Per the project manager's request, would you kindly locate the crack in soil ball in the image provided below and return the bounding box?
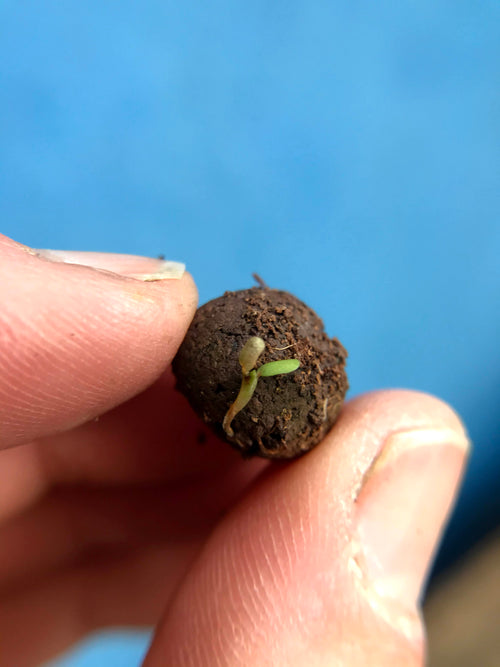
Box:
[172,287,348,459]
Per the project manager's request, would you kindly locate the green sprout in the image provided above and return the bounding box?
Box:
[222,336,300,437]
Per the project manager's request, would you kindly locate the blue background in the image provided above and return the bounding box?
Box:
[1,2,498,665]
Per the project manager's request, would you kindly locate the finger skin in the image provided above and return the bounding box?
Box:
[0,371,269,524]
[0,234,198,448]
[0,544,200,667]
[0,458,267,589]
[144,390,469,667]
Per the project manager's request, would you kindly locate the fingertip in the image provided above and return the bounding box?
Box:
[349,390,470,610]
[176,271,199,324]
[0,241,199,448]
[343,389,469,444]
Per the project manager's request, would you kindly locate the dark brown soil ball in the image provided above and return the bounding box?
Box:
[172,287,348,459]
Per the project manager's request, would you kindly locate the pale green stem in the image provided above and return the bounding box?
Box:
[222,370,258,437]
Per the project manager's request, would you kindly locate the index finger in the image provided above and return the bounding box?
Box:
[0,234,198,449]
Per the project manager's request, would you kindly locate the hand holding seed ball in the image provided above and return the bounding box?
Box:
[172,283,349,459]
[0,234,470,667]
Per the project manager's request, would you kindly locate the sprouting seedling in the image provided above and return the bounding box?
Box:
[222,336,300,437]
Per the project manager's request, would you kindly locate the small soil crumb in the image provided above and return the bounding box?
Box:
[196,431,207,444]
[172,287,348,459]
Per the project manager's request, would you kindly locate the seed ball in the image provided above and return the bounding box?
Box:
[172,287,348,459]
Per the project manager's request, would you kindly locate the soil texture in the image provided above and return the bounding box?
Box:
[172,287,348,459]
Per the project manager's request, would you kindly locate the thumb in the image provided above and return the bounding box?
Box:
[0,234,197,448]
[144,391,469,667]
[354,419,469,610]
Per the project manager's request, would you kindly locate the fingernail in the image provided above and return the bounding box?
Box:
[35,249,185,280]
[355,427,470,606]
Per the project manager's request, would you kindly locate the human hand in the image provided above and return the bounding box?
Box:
[0,234,469,666]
